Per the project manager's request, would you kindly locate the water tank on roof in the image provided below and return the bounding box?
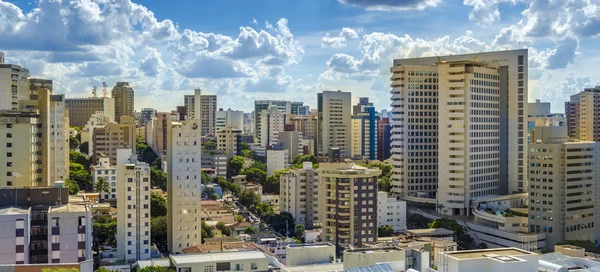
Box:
[54,180,65,188]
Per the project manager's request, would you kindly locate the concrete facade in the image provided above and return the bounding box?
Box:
[216,108,244,132]
[111,82,134,123]
[280,163,320,229]
[267,149,289,176]
[317,91,352,158]
[92,116,136,165]
[216,126,242,159]
[65,97,114,127]
[377,191,407,232]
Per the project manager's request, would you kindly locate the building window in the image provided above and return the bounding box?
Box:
[6,143,11,148]
[7,172,12,177]
[251,262,258,270]
[6,133,12,138]
[6,124,12,128]
[6,162,12,167]
[216,263,231,271]
[7,153,12,157]
[203,266,215,272]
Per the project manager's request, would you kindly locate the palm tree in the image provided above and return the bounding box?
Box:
[95,177,110,197]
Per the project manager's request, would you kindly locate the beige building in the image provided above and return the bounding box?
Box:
[565,86,600,141]
[167,118,203,254]
[317,91,352,157]
[278,130,304,162]
[0,57,30,110]
[82,112,112,156]
[216,126,242,159]
[285,243,336,267]
[343,247,405,270]
[111,82,134,123]
[528,126,599,248]
[436,248,539,272]
[65,97,115,127]
[92,116,136,165]
[184,89,217,136]
[319,163,381,253]
[0,109,42,187]
[280,162,320,229]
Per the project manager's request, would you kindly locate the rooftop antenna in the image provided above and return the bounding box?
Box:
[102,82,108,97]
[92,86,97,97]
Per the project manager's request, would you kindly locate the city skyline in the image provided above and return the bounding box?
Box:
[0,0,598,112]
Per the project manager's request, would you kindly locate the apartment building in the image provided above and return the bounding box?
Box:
[351,106,379,160]
[81,112,112,156]
[65,97,115,127]
[259,106,286,148]
[528,126,600,248]
[277,130,303,162]
[317,91,352,158]
[116,149,151,262]
[267,149,289,176]
[254,100,292,142]
[147,112,169,157]
[201,151,228,178]
[140,108,156,126]
[92,116,136,164]
[353,97,373,115]
[377,117,391,161]
[184,89,216,136]
[215,108,244,132]
[167,118,203,254]
[391,50,528,215]
[111,82,134,123]
[0,187,92,264]
[280,162,320,229]
[91,157,117,200]
[0,57,30,110]
[377,192,407,232]
[565,86,600,141]
[318,163,381,255]
[216,126,242,159]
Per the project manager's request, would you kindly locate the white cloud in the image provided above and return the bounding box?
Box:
[463,0,501,26]
[547,38,579,69]
[322,27,360,48]
[338,0,442,11]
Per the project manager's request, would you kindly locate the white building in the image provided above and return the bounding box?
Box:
[254,100,292,144]
[259,106,286,148]
[91,157,118,200]
[167,118,203,254]
[267,149,289,176]
[435,248,539,272]
[215,108,244,132]
[170,250,269,272]
[280,162,320,229]
[116,149,151,262]
[391,50,528,216]
[377,192,407,232]
[317,90,352,157]
[0,57,30,110]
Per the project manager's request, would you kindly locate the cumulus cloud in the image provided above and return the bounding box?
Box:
[244,66,293,93]
[322,27,360,48]
[536,72,600,112]
[139,47,165,77]
[547,38,579,69]
[463,0,501,26]
[338,0,442,11]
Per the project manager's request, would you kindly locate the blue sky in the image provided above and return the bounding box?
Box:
[1,0,599,113]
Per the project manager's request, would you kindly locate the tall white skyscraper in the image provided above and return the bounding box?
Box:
[167,118,202,254]
[390,49,528,216]
[116,149,151,261]
[317,90,352,157]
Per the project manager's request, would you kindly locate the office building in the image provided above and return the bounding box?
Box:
[92,116,136,164]
[0,55,30,110]
[377,192,407,232]
[390,50,528,215]
[277,130,303,162]
[65,97,115,127]
[528,126,599,248]
[215,108,244,131]
[280,162,320,229]
[377,117,391,161]
[319,163,381,255]
[267,149,289,175]
[0,186,92,264]
[0,109,42,187]
[317,90,352,158]
[116,149,151,262]
[140,108,156,126]
[351,106,379,160]
[111,82,134,123]
[216,126,242,159]
[528,100,565,143]
[565,86,600,141]
[91,156,117,200]
[259,106,286,148]
[167,118,203,254]
[353,97,373,115]
[254,100,292,142]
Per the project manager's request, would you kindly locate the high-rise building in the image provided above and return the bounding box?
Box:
[527,100,565,143]
[216,108,244,131]
[390,50,528,215]
[216,126,242,159]
[351,106,379,160]
[112,82,135,123]
[91,156,117,200]
[259,106,286,148]
[280,162,320,229]
[0,56,30,110]
[319,163,380,255]
[278,130,304,162]
[65,97,115,127]
[565,86,600,141]
[377,117,391,161]
[528,126,599,248]
[167,118,202,254]
[243,112,254,135]
[92,116,136,164]
[0,187,92,264]
[353,97,373,115]
[254,100,292,142]
[81,112,112,156]
[116,149,151,261]
[140,108,156,126]
[317,91,352,158]
[184,89,216,136]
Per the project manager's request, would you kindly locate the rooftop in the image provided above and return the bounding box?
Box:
[181,243,258,254]
[445,247,533,260]
[135,259,171,269]
[284,262,344,272]
[407,228,454,236]
[288,243,335,249]
[0,206,29,215]
[345,246,404,254]
[170,250,266,265]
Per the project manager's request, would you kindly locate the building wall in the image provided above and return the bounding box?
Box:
[267,150,288,176]
[280,165,320,229]
[111,82,134,123]
[259,107,286,148]
[278,131,303,162]
[92,116,135,164]
[377,192,407,232]
[317,91,352,157]
[216,109,244,132]
[47,206,92,263]
[254,100,291,143]
[91,157,118,200]
[65,97,114,127]
[286,244,336,267]
[0,210,29,264]
[565,87,600,142]
[216,126,241,159]
[343,248,405,270]
[0,110,42,187]
[0,64,29,110]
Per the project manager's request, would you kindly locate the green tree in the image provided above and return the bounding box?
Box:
[69,150,91,170]
[228,156,245,177]
[43,268,79,272]
[244,226,256,234]
[262,212,295,236]
[378,225,395,237]
[201,221,214,243]
[294,224,305,241]
[365,162,392,178]
[95,177,110,195]
[217,177,241,196]
[255,202,275,217]
[378,176,391,192]
[202,187,218,200]
[69,136,80,150]
[138,266,169,272]
[216,222,231,236]
[239,190,261,211]
[202,141,217,150]
[235,215,244,223]
[407,213,432,229]
[242,149,252,158]
[150,166,167,191]
[201,171,211,185]
[151,193,167,218]
[151,216,168,251]
[264,169,286,194]
[249,161,267,172]
[70,162,92,192]
[79,141,89,154]
[94,268,112,272]
[93,219,117,249]
[291,154,317,165]
[245,168,267,184]
[65,179,80,195]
